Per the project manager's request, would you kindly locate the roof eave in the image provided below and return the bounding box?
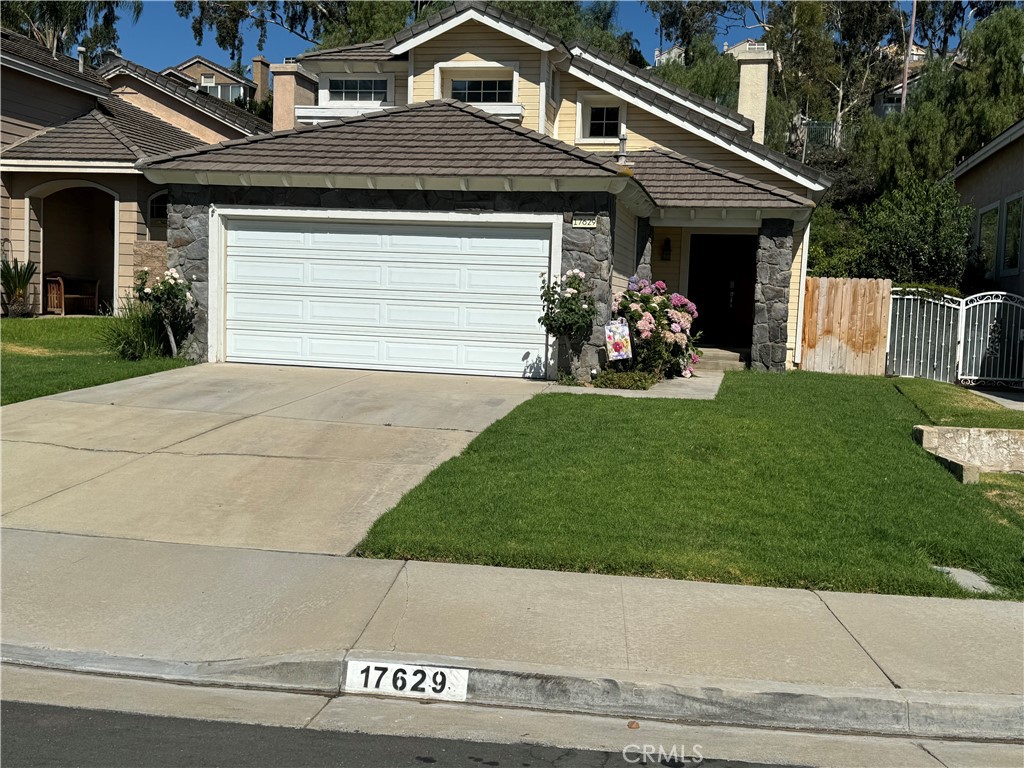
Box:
[1,51,110,97]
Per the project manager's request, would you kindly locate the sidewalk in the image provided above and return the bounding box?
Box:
[2,529,1022,741]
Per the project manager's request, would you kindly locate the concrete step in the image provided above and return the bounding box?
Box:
[697,359,747,372]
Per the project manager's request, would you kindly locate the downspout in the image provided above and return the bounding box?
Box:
[794,221,811,367]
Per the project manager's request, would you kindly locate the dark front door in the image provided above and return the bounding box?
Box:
[687,234,757,349]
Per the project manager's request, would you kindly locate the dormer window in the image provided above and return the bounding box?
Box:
[451,79,513,104]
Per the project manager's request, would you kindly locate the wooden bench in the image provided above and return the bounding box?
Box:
[45,273,100,315]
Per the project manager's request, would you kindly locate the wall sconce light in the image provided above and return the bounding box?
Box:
[660,237,672,261]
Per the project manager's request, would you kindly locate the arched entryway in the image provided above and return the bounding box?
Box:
[25,180,118,314]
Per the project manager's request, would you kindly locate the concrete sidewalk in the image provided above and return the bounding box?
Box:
[2,530,1021,741]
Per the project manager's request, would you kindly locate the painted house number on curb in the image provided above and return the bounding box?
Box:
[343,662,469,702]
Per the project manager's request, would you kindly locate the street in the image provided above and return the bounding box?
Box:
[1,701,782,768]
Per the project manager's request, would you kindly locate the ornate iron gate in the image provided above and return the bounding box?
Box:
[887,290,1024,388]
[957,292,1024,387]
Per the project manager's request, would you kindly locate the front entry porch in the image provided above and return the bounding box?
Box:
[648,220,799,371]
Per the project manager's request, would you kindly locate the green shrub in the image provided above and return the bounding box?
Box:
[593,370,659,390]
[893,283,963,298]
[1,256,38,318]
[99,297,164,360]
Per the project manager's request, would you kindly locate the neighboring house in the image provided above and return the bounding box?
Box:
[0,28,271,314]
[653,44,685,67]
[140,0,830,377]
[953,118,1024,296]
[160,55,271,105]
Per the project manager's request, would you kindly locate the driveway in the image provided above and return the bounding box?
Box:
[1,364,544,555]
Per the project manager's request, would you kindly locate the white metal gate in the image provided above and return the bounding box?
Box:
[957,292,1024,387]
[886,290,1024,388]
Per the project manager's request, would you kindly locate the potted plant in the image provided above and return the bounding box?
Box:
[1,248,38,318]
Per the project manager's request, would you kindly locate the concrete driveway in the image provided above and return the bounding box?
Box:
[1,364,544,555]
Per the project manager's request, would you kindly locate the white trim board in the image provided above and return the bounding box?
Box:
[1,161,139,173]
[390,8,556,55]
[206,207,563,377]
[568,64,825,193]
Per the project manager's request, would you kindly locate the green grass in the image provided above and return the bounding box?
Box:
[1,317,190,405]
[894,377,1024,429]
[358,371,1024,599]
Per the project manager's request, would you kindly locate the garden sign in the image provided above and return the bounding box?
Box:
[605,319,632,361]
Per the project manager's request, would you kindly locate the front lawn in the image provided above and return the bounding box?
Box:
[358,371,1024,599]
[894,377,1024,430]
[1,317,190,405]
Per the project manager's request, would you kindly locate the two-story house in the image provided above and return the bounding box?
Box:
[161,55,271,105]
[0,29,271,315]
[140,0,830,377]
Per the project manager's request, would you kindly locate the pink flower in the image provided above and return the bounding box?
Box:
[613,341,623,352]
[670,323,681,333]
[654,280,667,292]
[629,302,642,312]
[670,293,685,308]
[662,330,675,343]
[640,286,653,295]
[640,329,652,339]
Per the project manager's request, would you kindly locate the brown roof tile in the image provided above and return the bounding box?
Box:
[628,148,814,208]
[140,100,632,179]
[297,39,406,62]
[3,97,206,162]
[0,27,110,91]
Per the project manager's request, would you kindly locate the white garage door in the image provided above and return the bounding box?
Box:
[224,218,551,377]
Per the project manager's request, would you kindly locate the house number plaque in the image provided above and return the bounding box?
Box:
[571,214,598,229]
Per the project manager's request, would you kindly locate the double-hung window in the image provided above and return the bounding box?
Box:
[587,106,620,138]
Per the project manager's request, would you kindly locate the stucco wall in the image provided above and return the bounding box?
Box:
[107,76,247,144]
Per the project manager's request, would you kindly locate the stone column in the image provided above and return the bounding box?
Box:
[752,218,794,372]
[560,211,613,380]
[166,200,211,362]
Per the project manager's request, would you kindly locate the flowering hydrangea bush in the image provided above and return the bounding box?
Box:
[538,268,597,340]
[133,267,196,357]
[612,275,701,377]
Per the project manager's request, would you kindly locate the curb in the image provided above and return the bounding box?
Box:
[4,645,1022,742]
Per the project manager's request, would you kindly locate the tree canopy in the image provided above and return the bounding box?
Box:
[1,0,142,63]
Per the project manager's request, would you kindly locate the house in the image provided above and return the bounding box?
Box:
[160,55,271,105]
[0,29,271,314]
[138,0,830,377]
[953,117,1024,296]
[653,44,685,67]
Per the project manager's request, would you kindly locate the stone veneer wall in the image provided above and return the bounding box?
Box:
[752,219,795,372]
[165,185,614,376]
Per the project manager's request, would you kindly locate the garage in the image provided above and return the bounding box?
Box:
[222,217,553,377]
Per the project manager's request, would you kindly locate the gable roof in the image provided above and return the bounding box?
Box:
[140,100,634,183]
[952,117,1024,180]
[164,55,256,87]
[2,96,205,163]
[297,39,407,62]
[0,27,110,95]
[96,58,270,135]
[628,148,814,209]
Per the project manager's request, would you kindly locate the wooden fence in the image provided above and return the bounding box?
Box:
[800,277,892,376]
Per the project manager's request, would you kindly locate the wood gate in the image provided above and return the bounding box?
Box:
[800,277,891,375]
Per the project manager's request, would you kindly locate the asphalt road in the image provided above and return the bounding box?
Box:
[1,701,789,768]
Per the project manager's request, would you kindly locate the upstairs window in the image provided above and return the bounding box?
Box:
[1004,197,1022,273]
[451,79,513,103]
[587,105,620,138]
[328,78,389,103]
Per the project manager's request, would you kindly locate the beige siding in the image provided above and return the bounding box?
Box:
[0,70,96,147]
[612,203,637,293]
[108,76,246,143]
[411,21,542,131]
[302,61,409,106]
[650,226,685,295]
[787,228,806,369]
[556,73,808,196]
[178,61,241,87]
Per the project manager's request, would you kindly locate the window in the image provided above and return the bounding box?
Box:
[1005,198,1023,273]
[148,192,169,242]
[587,105,620,138]
[328,78,389,103]
[979,207,999,276]
[451,79,513,103]
[200,74,215,87]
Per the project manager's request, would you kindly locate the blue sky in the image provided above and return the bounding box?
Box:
[115,1,762,74]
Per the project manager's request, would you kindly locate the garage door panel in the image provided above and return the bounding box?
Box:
[228,258,306,284]
[224,219,551,377]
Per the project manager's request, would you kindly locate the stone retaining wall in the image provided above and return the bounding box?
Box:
[165,185,614,375]
[914,425,1024,483]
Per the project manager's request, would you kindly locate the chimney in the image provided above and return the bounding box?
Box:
[727,42,773,144]
[269,62,316,131]
[252,55,271,102]
[77,45,86,72]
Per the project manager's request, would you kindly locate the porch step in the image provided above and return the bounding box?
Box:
[697,347,748,372]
